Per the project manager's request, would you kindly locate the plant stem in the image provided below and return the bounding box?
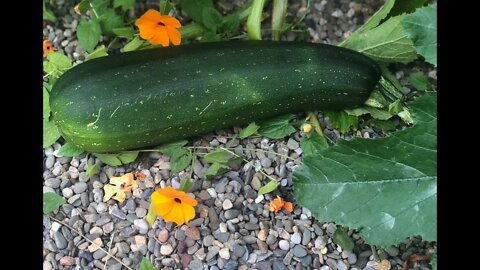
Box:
[307,111,324,136]
[371,245,380,262]
[247,0,266,40]
[272,0,288,40]
[48,215,133,270]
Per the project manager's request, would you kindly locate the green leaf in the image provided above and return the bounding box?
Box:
[139,257,157,270]
[300,132,328,156]
[258,179,279,195]
[374,119,395,131]
[77,20,102,53]
[75,0,92,14]
[341,15,417,64]
[179,178,194,192]
[293,93,437,247]
[258,114,296,139]
[170,151,192,173]
[98,10,124,36]
[85,45,108,60]
[43,86,50,121]
[220,14,241,37]
[145,203,156,228]
[94,152,139,166]
[402,4,437,66]
[201,31,220,42]
[409,72,429,91]
[239,122,260,139]
[388,0,429,19]
[345,107,392,120]
[123,36,144,52]
[43,120,61,148]
[157,140,188,156]
[92,0,109,16]
[86,164,100,178]
[180,0,214,24]
[324,111,359,133]
[204,149,229,164]
[205,162,229,179]
[113,0,135,11]
[430,249,437,270]
[47,52,72,69]
[112,27,134,39]
[43,8,56,22]
[43,192,65,214]
[58,143,85,157]
[332,227,354,251]
[160,0,174,15]
[202,7,223,31]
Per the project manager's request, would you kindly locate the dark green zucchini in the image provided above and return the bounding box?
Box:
[50,41,381,152]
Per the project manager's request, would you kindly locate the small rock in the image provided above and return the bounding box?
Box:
[54,231,67,249]
[251,176,262,191]
[257,229,267,241]
[133,219,148,234]
[93,249,107,260]
[272,259,287,270]
[292,245,307,257]
[224,209,240,220]
[213,231,230,243]
[203,235,214,247]
[111,208,126,220]
[302,230,311,245]
[206,246,220,261]
[279,240,289,251]
[175,229,186,241]
[266,234,277,245]
[61,187,73,198]
[59,256,76,266]
[255,260,272,270]
[291,232,302,244]
[73,182,88,194]
[386,246,399,257]
[161,244,173,255]
[337,260,348,270]
[219,247,230,259]
[186,226,201,240]
[299,255,312,266]
[232,243,245,257]
[197,190,211,200]
[189,259,203,270]
[224,260,239,270]
[260,157,272,168]
[45,178,61,189]
[222,199,233,210]
[286,138,299,150]
[158,229,169,242]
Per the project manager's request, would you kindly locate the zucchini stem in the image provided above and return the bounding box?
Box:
[378,76,404,102]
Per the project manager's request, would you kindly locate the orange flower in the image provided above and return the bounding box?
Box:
[135,9,181,46]
[269,195,294,213]
[103,173,138,202]
[151,186,197,226]
[134,171,146,181]
[43,40,57,58]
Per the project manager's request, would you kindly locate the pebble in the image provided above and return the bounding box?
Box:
[292,245,307,257]
[45,178,60,188]
[219,247,230,259]
[232,243,245,257]
[203,235,215,246]
[133,219,148,234]
[189,259,203,270]
[337,260,348,270]
[291,232,302,244]
[158,229,169,242]
[279,240,290,250]
[251,175,262,190]
[161,244,173,255]
[111,208,126,220]
[54,231,67,249]
[186,226,201,240]
[224,260,239,270]
[224,209,240,220]
[260,157,272,168]
[286,138,299,149]
[302,230,311,245]
[386,246,399,257]
[222,199,233,210]
[175,229,186,241]
[59,256,76,266]
[272,259,288,270]
[73,182,87,194]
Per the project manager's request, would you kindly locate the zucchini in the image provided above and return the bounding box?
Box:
[50,41,381,152]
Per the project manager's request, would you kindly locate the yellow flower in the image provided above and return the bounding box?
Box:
[135,9,181,46]
[103,173,138,203]
[151,187,197,226]
[302,123,313,133]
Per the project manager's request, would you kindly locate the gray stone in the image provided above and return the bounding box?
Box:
[61,187,73,198]
[73,182,88,194]
[260,157,272,168]
[120,226,136,237]
[282,251,293,265]
[206,246,220,261]
[189,259,203,270]
[250,176,262,191]
[337,260,348,270]
[299,255,312,266]
[161,244,173,255]
[386,246,399,257]
[292,245,307,257]
[213,231,229,243]
[45,178,60,188]
[326,258,337,270]
[53,231,67,249]
[175,229,186,241]
[203,235,215,247]
[197,190,211,201]
[208,208,220,230]
[279,240,289,251]
[224,260,238,270]
[315,236,327,248]
[229,181,242,194]
[161,258,175,267]
[272,260,288,270]
[255,260,272,270]
[111,208,126,220]
[291,232,302,244]
[214,177,229,193]
[243,235,257,244]
[133,219,149,234]
[45,156,55,169]
[286,138,299,149]
[232,243,245,257]
[302,230,311,245]
[135,208,147,218]
[222,199,233,210]
[125,199,136,212]
[116,242,130,254]
[43,186,55,194]
[106,263,122,270]
[224,209,240,220]
[266,234,277,245]
[93,249,107,259]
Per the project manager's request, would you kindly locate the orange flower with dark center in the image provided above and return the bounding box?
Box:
[151,186,197,226]
[269,195,293,213]
[43,40,57,58]
[135,9,181,46]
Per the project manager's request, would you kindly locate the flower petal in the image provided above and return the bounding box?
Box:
[151,189,175,216]
[137,21,159,40]
[155,186,180,199]
[162,202,185,225]
[176,192,198,207]
[113,190,126,203]
[283,202,293,213]
[159,16,182,28]
[181,202,196,225]
[142,9,164,22]
[165,26,181,46]
[149,27,170,46]
[110,173,133,186]
[103,184,118,202]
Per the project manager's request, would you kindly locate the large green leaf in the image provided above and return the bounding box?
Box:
[258,114,296,139]
[402,4,437,66]
[239,122,260,139]
[43,121,61,148]
[139,257,157,270]
[349,0,395,35]
[77,20,102,53]
[293,93,437,247]
[94,152,139,166]
[43,86,50,121]
[324,110,359,133]
[58,143,85,157]
[341,15,417,64]
[43,192,65,214]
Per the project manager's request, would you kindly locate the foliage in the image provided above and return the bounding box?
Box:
[43,192,65,214]
[258,114,296,139]
[293,93,437,247]
[94,152,139,166]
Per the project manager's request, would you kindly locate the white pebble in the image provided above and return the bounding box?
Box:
[254,195,264,204]
[222,199,233,210]
[219,247,230,259]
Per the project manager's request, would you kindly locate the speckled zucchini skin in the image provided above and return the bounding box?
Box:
[50,41,381,152]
